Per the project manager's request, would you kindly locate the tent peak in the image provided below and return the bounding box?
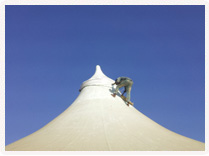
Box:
[80,65,114,91]
[92,65,106,79]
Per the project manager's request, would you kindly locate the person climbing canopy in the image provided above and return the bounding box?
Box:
[111,77,134,106]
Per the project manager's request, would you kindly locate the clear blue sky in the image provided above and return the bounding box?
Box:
[5,5,205,145]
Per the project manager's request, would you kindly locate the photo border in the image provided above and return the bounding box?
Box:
[0,0,208,155]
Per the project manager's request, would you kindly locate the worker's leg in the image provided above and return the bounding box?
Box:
[125,81,133,102]
[126,87,131,102]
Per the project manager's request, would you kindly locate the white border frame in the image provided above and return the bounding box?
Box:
[0,0,208,155]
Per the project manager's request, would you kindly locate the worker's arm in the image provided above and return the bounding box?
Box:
[112,82,120,85]
[116,77,121,84]
[112,77,121,85]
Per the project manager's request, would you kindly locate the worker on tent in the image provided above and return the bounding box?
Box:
[111,77,134,106]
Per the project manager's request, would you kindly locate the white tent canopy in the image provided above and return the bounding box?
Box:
[6,65,204,151]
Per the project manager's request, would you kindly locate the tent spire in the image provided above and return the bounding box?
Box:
[91,65,106,79]
[80,65,114,91]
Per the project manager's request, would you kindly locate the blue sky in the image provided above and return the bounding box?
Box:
[5,5,205,145]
